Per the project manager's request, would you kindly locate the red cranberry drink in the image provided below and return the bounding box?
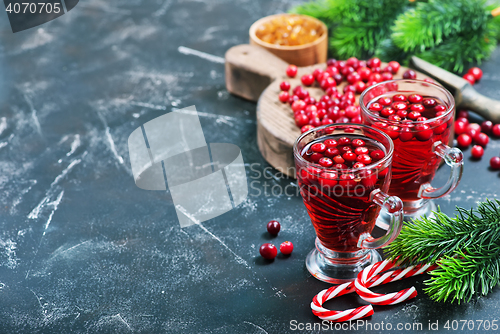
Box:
[360,80,464,219]
[293,124,403,283]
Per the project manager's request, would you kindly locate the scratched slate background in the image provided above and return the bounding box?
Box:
[0,1,500,333]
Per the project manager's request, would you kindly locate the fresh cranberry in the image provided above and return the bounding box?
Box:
[392,94,406,102]
[310,153,323,162]
[343,152,357,162]
[369,73,382,83]
[301,74,315,86]
[327,59,337,67]
[356,154,372,164]
[370,149,385,161]
[357,67,372,81]
[382,65,393,73]
[338,173,356,187]
[392,102,407,111]
[341,66,355,77]
[408,111,421,120]
[462,73,475,85]
[280,81,290,91]
[333,155,345,164]
[467,124,481,138]
[311,142,327,153]
[378,97,392,106]
[415,124,433,141]
[457,133,472,148]
[295,114,309,127]
[325,147,340,157]
[286,65,298,78]
[292,100,306,112]
[386,125,400,140]
[388,115,402,121]
[402,70,417,79]
[381,72,393,81]
[388,61,400,73]
[369,103,383,112]
[319,157,334,167]
[354,81,367,93]
[267,220,281,235]
[338,137,351,145]
[434,105,447,112]
[367,57,381,68]
[468,67,483,81]
[457,110,469,119]
[305,104,318,114]
[278,91,289,103]
[490,157,500,170]
[381,108,395,117]
[353,162,365,169]
[493,124,500,137]
[471,145,484,159]
[260,243,277,260]
[399,127,414,142]
[475,132,489,147]
[481,120,493,134]
[310,117,322,127]
[423,98,437,108]
[354,146,369,155]
[320,77,336,90]
[301,125,314,133]
[410,104,425,113]
[321,118,334,125]
[280,241,294,255]
[352,139,365,147]
[332,73,343,84]
[397,110,408,118]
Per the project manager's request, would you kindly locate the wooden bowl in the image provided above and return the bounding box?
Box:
[249,14,328,67]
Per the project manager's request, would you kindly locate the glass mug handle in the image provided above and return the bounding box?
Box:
[418,141,464,199]
[358,189,404,249]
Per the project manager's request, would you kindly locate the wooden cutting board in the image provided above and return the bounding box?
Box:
[225,44,430,178]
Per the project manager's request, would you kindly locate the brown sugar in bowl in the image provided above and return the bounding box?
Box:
[249,14,328,67]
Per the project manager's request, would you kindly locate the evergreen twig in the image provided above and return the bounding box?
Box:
[386,199,500,303]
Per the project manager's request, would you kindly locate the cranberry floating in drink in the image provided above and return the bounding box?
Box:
[293,124,403,283]
[360,80,464,223]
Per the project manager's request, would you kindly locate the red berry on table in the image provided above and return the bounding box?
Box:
[454,120,467,135]
[481,120,493,134]
[280,241,294,255]
[467,123,481,139]
[286,64,298,78]
[357,67,372,81]
[492,124,500,137]
[457,110,469,119]
[388,61,400,73]
[402,70,417,79]
[457,133,472,148]
[490,157,500,170]
[301,125,313,133]
[381,72,393,81]
[369,73,382,83]
[367,57,381,68]
[280,81,291,91]
[475,132,489,147]
[470,145,484,159]
[327,58,337,67]
[260,243,278,260]
[347,72,361,84]
[278,91,289,103]
[301,74,314,86]
[312,68,323,80]
[462,73,475,85]
[468,67,483,81]
[267,220,281,235]
[295,114,309,127]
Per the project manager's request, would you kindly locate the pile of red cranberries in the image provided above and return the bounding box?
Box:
[453,110,500,168]
[259,220,294,260]
[278,58,427,133]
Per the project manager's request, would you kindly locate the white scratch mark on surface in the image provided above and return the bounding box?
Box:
[43,191,64,235]
[51,159,81,187]
[153,0,173,17]
[243,321,269,334]
[0,142,7,149]
[178,46,225,64]
[265,170,281,182]
[0,117,7,135]
[59,240,91,255]
[130,101,166,110]
[0,239,18,269]
[113,313,133,331]
[24,94,42,134]
[11,179,37,213]
[176,205,251,269]
[66,134,81,156]
[96,111,125,165]
[30,289,45,311]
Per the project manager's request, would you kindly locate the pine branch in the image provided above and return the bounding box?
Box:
[386,199,500,303]
[391,0,490,52]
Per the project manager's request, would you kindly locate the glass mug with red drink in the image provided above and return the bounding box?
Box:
[293,124,403,283]
[360,79,464,223]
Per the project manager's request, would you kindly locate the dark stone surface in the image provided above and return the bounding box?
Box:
[0,1,499,333]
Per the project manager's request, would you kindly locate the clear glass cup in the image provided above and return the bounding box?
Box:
[360,80,464,224]
[293,124,403,283]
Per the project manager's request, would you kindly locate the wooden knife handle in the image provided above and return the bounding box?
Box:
[460,85,500,123]
[225,44,289,102]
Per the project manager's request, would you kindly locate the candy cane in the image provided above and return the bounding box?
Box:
[311,282,374,322]
[355,259,437,305]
